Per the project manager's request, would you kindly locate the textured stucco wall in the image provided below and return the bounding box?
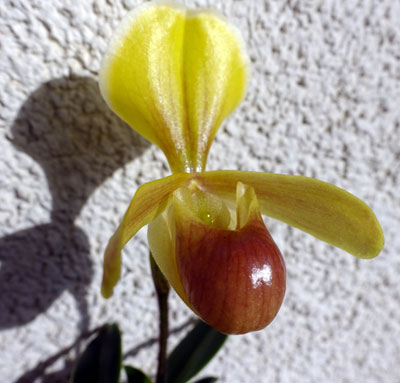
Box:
[1,1,400,382]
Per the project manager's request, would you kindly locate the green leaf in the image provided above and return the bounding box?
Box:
[192,377,218,383]
[166,320,227,383]
[124,365,152,383]
[71,324,122,383]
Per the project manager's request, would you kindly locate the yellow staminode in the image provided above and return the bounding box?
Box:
[99,3,248,173]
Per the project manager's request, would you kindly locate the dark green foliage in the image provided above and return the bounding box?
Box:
[166,320,227,383]
[124,365,152,383]
[71,324,122,383]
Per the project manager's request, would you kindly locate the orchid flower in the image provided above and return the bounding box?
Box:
[99,3,384,335]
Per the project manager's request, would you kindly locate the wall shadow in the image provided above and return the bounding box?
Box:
[0,75,150,333]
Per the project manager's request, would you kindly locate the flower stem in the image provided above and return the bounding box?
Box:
[150,252,170,383]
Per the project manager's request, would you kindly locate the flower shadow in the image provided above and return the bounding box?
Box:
[0,75,150,332]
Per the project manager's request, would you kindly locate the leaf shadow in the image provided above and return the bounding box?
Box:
[13,319,196,383]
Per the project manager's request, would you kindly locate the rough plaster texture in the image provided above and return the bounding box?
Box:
[1,0,399,382]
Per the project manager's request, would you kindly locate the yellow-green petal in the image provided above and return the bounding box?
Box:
[197,171,384,259]
[99,3,248,173]
[101,172,192,298]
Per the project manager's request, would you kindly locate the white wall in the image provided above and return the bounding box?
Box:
[1,1,399,382]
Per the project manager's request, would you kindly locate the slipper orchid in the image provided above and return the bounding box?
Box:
[99,3,384,334]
